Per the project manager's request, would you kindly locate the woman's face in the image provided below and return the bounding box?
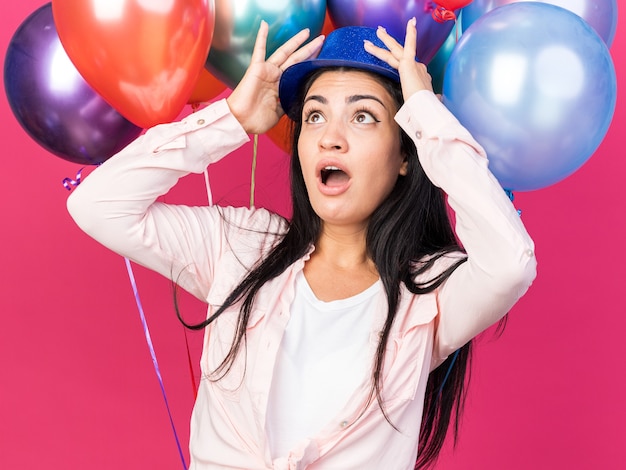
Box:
[297,70,407,231]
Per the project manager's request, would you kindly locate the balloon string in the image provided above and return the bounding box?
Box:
[123,257,188,470]
[438,349,460,396]
[62,168,84,191]
[432,6,457,23]
[184,165,214,399]
[182,328,198,400]
[250,134,258,208]
[203,169,213,206]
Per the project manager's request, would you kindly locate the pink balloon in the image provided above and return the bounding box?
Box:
[327,0,458,64]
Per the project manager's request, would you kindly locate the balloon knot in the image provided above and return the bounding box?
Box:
[62,168,84,191]
[432,6,457,23]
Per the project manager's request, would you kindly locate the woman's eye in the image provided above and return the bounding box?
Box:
[354,112,377,124]
[305,111,325,123]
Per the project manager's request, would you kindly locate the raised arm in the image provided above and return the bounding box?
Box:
[365,18,536,366]
[67,24,324,301]
[67,100,252,300]
[396,91,536,366]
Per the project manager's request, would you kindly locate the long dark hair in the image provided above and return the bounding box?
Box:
[176,68,472,469]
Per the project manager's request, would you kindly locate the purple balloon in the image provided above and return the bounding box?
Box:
[443,3,617,191]
[462,0,618,47]
[327,0,457,64]
[4,3,142,165]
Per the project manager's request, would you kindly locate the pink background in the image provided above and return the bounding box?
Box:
[1,1,624,468]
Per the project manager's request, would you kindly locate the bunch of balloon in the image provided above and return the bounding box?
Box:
[4,4,142,165]
[327,0,472,64]
[51,0,217,129]
[205,0,327,89]
[443,2,617,191]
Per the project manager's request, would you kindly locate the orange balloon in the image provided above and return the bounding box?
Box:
[266,116,293,154]
[188,68,228,105]
[52,0,215,128]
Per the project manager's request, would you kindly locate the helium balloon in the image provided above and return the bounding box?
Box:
[188,68,228,106]
[438,0,474,8]
[4,4,142,165]
[427,20,462,94]
[443,3,616,191]
[206,0,326,89]
[462,0,617,47]
[432,0,474,21]
[327,0,458,64]
[322,9,338,36]
[52,0,215,128]
[267,116,293,154]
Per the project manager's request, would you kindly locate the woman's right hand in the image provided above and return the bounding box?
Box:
[226,21,324,135]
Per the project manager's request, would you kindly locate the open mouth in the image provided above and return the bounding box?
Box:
[321,166,350,187]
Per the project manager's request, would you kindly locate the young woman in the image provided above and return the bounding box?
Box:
[68,19,536,470]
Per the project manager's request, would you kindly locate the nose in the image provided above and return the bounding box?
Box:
[318,120,348,152]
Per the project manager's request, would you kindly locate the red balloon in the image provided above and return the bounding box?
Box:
[52,0,215,128]
[434,1,473,22]
[438,0,473,10]
[322,10,337,36]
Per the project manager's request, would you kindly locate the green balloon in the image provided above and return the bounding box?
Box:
[206,0,327,89]
[427,19,461,95]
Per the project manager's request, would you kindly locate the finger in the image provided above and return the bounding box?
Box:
[281,35,325,70]
[250,20,269,64]
[267,28,312,68]
[363,40,400,69]
[403,17,417,61]
[375,26,403,59]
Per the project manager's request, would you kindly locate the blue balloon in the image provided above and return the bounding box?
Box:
[443,3,616,191]
[461,0,618,48]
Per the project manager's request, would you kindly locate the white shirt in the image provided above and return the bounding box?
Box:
[266,272,381,458]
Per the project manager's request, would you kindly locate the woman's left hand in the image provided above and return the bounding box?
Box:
[363,18,434,102]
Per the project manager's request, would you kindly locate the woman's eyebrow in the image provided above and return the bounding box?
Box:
[303,94,386,108]
[304,95,327,105]
[347,94,386,108]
